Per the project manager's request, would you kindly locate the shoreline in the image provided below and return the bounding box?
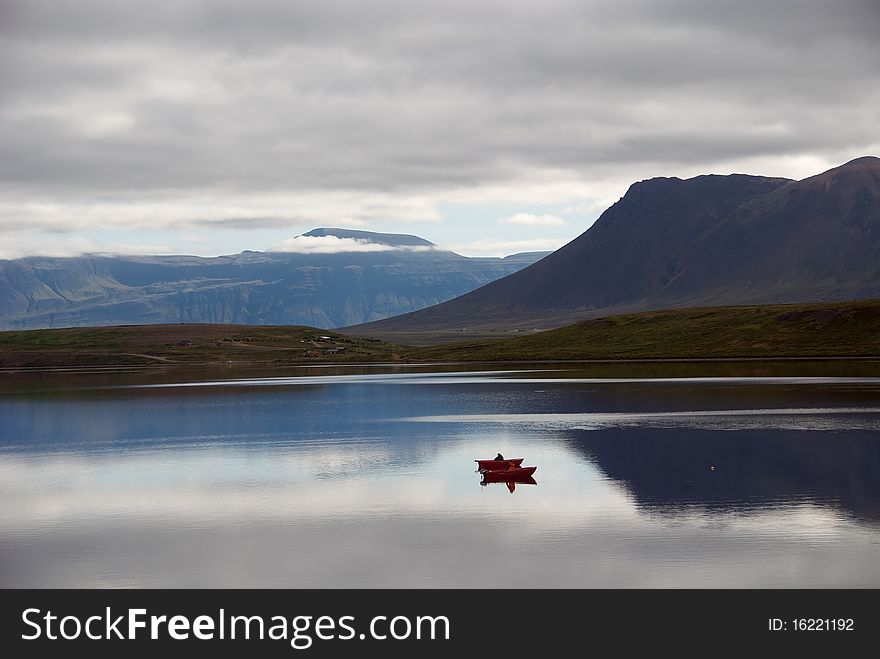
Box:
[4,354,880,375]
[3,299,880,370]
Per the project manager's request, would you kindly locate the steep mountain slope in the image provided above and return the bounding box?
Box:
[349,156,880,338]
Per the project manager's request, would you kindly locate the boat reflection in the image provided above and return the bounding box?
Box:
[480,473,538,493]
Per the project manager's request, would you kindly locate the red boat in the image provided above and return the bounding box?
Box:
[475,458,524,471]
[480,466,537,481]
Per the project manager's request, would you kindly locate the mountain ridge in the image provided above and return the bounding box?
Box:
[0,230,549,330]
[348,156,880,339]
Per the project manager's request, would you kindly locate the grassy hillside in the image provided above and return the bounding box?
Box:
[0,324,399,368]
[2,300,880,368]
[413,300,880,361]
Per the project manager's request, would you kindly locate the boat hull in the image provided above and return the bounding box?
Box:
[480,466,537,481]
[475,458,524,471]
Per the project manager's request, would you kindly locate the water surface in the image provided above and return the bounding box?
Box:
[2,362,880,587]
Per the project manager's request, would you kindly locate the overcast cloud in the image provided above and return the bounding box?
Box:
[1,0,878,257]
[500,213,566,227]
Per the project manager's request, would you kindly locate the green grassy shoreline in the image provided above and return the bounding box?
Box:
[415,299,880,362]
[2,299,879,368]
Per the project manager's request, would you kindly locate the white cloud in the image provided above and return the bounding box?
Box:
[498,213,566,227]
[562,199,619,216]
[267,235,396,254]
[444,238,566,257]
[0,235,172,259]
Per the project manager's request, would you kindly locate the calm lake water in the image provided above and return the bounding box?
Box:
[2,362,880,588]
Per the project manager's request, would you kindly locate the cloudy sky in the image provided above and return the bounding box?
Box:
[1,0,878,259]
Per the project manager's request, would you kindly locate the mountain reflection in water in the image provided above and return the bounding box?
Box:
[566,429,880,523]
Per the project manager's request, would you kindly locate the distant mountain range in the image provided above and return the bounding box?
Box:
[0,228,548,330]
[349,156,880,338]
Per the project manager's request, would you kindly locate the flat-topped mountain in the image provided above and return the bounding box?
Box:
[0,229,548,330]
[299,227,436,248]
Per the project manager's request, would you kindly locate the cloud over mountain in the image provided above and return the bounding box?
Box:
[268,236,398,254]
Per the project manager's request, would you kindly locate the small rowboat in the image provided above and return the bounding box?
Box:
[475,458,524,471]
[480,466,537,481]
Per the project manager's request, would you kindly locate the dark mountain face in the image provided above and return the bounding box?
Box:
[350,156,880,335]
[0,230,549,330]
[664,156,880,305]
[501,173,792,311]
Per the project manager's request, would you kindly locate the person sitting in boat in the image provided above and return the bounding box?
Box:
[494,452,505,461]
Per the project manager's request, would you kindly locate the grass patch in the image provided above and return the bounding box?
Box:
[2,299,880,368]
[411,299,880,361]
